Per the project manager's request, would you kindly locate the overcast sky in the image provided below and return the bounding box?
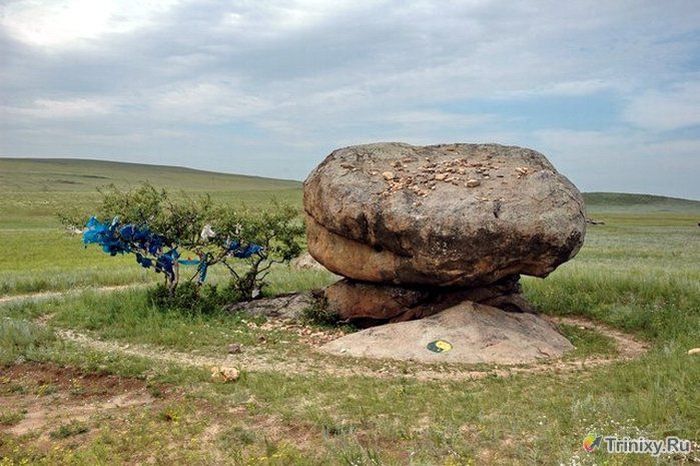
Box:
[1,1,699,198]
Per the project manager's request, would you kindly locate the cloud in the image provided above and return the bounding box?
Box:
[532,128,700,198]
[500,80,614,98]
[0,0,699,198]
[623,81,700,131]
[149,80,273,124]
[0,0,179,47]
[2,97,114,119]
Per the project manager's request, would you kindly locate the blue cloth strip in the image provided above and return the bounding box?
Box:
[82,216,261,283]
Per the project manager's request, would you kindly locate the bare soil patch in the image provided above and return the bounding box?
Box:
[0,363,161,437]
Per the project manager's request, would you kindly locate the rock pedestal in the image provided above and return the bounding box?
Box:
[303,143,585,361]
[324,275,534,325]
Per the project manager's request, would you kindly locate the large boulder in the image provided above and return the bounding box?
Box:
[320,301,574,364]
[304,143,585,286]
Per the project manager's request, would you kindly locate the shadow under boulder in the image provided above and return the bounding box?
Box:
[324,275,534,327]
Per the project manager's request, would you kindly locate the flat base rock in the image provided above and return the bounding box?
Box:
[320,301,573,364]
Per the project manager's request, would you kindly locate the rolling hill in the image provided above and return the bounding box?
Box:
[0,158,301,193]
[583,192,700,213]
[0,158,304,229]
[1,158,699,214]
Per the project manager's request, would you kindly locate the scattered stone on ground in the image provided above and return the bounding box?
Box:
[251,317,347,346]
[227,343,242,354]
[210,366,239,383]
[320,302,574,364]
[466,178,480,187]
[688,348,700,355]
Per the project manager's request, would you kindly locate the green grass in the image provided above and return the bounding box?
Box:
[0,159,698,464]
[584,192,700,213]
[0,158,301,193]
[0,159,305,296]
[49,421,90,439]
[0,410,25,427]
[0,211,696,463]
[0,317,57,365]
[24,289,301,353]
[558,324,618,358]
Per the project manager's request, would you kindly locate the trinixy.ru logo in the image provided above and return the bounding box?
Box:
[582,434,602,452]
[583,434,696,457]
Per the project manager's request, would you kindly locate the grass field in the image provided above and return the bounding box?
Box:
[0,159,699,464]
[0,158,304,295]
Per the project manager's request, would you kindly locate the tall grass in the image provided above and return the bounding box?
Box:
[0,318,56,365]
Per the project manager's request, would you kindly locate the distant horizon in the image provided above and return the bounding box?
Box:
[2,154,699,202]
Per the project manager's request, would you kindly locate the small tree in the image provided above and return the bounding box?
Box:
[61,183,304,301]
[213,202,304,300]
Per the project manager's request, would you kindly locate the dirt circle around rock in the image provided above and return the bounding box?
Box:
[3,287,651,382]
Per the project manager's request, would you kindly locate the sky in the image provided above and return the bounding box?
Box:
[1,0,699,198]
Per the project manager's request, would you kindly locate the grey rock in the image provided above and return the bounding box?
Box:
[304,143,586,286]
[320,301,574,364]
[289,252,329,271]
[226,292,318,320]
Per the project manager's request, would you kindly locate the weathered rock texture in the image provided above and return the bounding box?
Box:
[325,275,534,325]
[304,143,586,287]
[320,302,574,364]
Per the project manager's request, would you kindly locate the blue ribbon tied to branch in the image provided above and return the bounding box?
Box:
[82,217,262,283]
